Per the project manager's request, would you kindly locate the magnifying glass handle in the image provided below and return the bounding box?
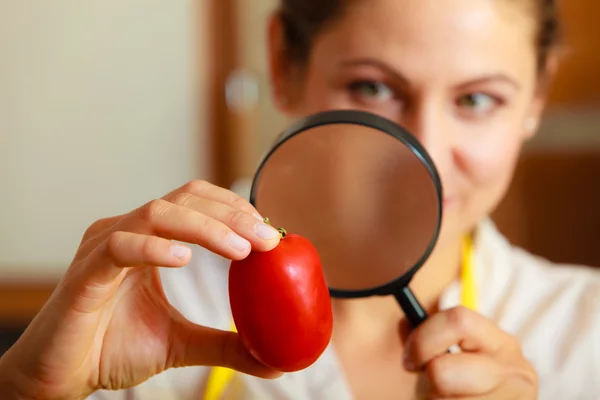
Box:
[395,287,463,354]
[394,286,428,328]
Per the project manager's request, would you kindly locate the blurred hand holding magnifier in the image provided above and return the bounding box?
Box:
[249,110,442,328]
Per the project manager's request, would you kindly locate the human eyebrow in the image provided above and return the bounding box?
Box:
[455,74,521,91]
[339,58,410,86]
[339,59,521,92]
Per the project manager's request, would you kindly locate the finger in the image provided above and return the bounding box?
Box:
[104,231,192,268]
[163,180,263,220]
[75,216,125,257]
[404,306,518,371]
[129,199,252,259]
[129,199,278,259]
[134,198,279,255]
[78,232,193,285]
[83,216,123,240]
[170,324,283,379]
[424,353,504,398]
[166,193,281,252]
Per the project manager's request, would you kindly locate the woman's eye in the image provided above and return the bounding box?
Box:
[348,80,394,102]
[456,93,499,114]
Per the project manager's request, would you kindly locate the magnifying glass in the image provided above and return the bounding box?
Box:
[249,110,442,328]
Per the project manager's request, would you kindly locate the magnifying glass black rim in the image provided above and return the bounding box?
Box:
[249,109,443,299]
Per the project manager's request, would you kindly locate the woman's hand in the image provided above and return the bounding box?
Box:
[403,306,537,399]
[0,180,283,400]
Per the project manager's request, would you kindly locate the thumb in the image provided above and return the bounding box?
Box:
[169,323,283,379]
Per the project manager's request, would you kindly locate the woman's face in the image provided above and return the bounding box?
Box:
[269,0,548,247]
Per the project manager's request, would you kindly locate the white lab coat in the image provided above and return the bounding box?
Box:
[90,218,600,400]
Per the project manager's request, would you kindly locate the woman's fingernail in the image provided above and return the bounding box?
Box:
[254,222,279,240]
[252,212,264,221]
[171,244,192,260]
[228,232,251,252]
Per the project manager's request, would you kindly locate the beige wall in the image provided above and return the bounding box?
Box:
[236,0,289,177]
[0,0,208,280]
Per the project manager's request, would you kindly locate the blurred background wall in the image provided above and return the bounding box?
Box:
[0,0,209,282]
[0,0,210,343]
[0,0,598,351]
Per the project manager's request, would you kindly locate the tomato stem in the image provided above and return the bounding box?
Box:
[264,217,287,239]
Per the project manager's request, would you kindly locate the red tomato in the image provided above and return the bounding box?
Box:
[228,230,333,372]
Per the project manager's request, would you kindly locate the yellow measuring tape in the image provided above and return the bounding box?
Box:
[203,235,478,400]
[460,234,478,311]
[203,322,238,400]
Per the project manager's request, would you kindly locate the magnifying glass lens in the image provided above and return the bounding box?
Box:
[252,119,440,294]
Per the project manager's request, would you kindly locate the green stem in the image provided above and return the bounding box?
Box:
[263,217,287,239]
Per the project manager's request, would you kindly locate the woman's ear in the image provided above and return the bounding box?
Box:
[266,12,295,113]
[524,52,560,139]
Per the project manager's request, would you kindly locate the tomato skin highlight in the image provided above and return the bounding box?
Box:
[228,233,333,372]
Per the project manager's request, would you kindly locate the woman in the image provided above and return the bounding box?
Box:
[1,0,599,399]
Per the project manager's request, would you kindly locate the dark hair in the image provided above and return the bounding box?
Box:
[278,0,347,63]
[278,0,561,72]
[534,0,562,70]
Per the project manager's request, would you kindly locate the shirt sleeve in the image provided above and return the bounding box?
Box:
[586,282,600,398]
[532,269,600,400]
[86,390,128,400]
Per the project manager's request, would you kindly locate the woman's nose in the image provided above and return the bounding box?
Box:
[398,105,451,171]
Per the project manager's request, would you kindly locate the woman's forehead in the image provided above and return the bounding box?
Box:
[313,0,537,82]
[337,0,533,32]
